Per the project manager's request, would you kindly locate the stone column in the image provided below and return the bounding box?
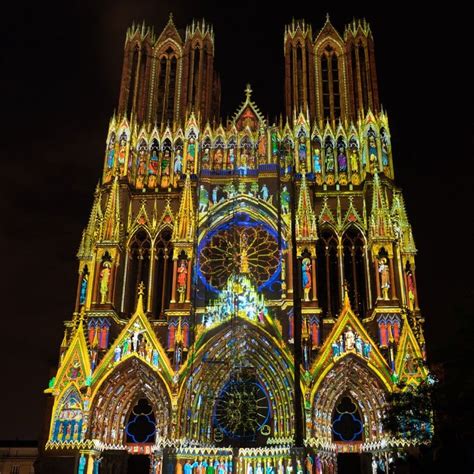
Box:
[170,258,178,304]
[311,256,318,302]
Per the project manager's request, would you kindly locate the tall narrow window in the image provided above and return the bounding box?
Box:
[126,230,151,313]
[153,230,173,317]
[316,229,340,317]
[320,45,341,122]
[321,53,330,118]
[358,43,368,112]
[351,48,359,115]
[127,46,140,114]
[156,56,167,122]
[166,56,177,122]
[342,227,367,316]
[296,45,304,110]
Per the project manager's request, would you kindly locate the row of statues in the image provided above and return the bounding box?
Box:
[331,326,371,359]
[113,324,160,367]
[104,127,392,186]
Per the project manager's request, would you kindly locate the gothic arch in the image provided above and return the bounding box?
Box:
[311,356,387,444]
[341,225,368,315]
[177,321,295,444]
[90,357,171,445]
[316,226,340,317]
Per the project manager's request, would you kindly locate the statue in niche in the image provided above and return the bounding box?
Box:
[368,131,378,171]
[337,144,347,172]
[177,260,188,303]
[363,341,371,358]
[281,186,290,214]
[114,345,121,362]
[160,149,171,188]
[198,185,209,212]
[78,454,86,474]
[212,186,220,204]
[239,231,250,274]
[228,146,236,169]
[258,134,267,163]
[118,133,127,174]
[350,145,359,173]
[256,462,263,474]
[105,133,115,181]
[312,143,322,173]
[271,132,279,162]
[213,147,224,170]
[406,267,416,311]
[301,257,312,302]
[136,143,147,189]
[99,261,111,304]
[260,184,269,201]
[148,148,159,189]
[79,273,88,306]
[381,129,390,168]
[239,147,249,175]
[345,327,355,350]
[201,146,210,169]
[299,137,307,163]
[174,147,183,177]
[325,143,335,173]
[186,137,196,173]
[378,257,390,300]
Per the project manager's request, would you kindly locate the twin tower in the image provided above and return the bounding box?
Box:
[119,15,378,126]
[39,14,429,474]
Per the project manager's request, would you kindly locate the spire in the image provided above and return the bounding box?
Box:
[296,171,318,241]
[135,281,146,316]
[102,175,122,242]
[173,172,195,243]
[175,318,183,345]
[369,170,393,242]
[391,191,417,253]
[77,184,102,259]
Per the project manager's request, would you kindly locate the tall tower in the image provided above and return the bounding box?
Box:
[39,15,429,474]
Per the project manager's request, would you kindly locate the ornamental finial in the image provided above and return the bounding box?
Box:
[245,83,252,100]
[138,281,145,296]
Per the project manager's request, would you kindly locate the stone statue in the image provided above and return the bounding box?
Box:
[78,454,86,474]
[378,258,390,300]
[99,261,111,304]
[199,185,209,212]
[239,231,250,273]
[301,257,312,302]
[281,186,290,214]
[177,260,188,303]
[345,327,355,350]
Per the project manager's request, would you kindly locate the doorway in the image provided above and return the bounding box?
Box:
[127,454,150,474]
[337,453,362,474]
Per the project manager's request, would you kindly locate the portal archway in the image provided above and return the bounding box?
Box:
[178,321,294,445]
[312,356,387,444]
[90,358,171,445]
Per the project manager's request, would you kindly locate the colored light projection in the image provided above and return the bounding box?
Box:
[203,274,269,328]
[198,215,281,294]
[51,388,83,443]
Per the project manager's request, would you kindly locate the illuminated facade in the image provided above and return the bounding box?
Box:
[40,15,428,474]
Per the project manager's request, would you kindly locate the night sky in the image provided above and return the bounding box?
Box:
[2,1,472,440]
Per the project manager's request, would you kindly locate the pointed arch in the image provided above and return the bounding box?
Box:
[311,356,387,444]
[316,226,340,317]
[49,383,84,444]
[177,321,295,444]
[89,358,172,445]
[124,228,152,314]
[341,225,368,316]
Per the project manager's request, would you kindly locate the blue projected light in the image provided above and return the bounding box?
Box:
[332,413,364,442]
[197,213,286,295]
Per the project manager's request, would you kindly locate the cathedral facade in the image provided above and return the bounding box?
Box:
[39,15,428,474]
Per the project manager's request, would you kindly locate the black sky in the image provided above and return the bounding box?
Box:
[2,1,472,440]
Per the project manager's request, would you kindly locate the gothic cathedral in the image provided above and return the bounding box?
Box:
[40,15,429,474]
